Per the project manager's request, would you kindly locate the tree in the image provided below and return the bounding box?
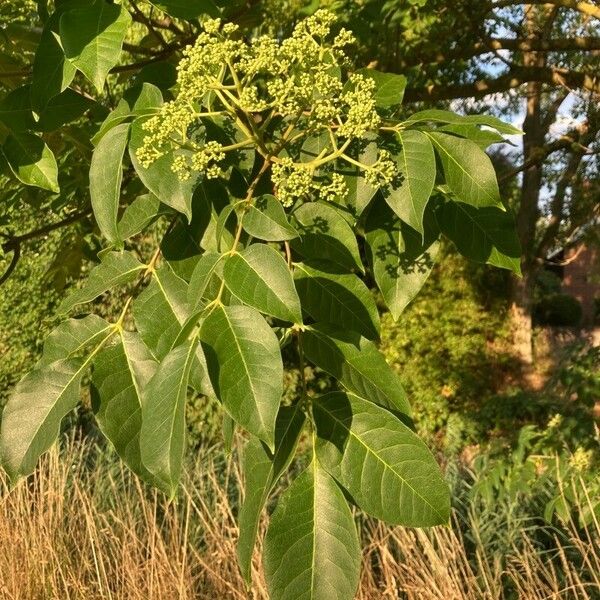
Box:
[334,0,600,364]
[0,5,520,599]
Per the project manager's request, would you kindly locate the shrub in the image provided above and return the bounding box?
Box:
[534,293,582,326]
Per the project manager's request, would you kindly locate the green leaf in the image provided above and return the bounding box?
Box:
[403,109,522,135]
[200,305,283,449]
[314,392,450,526]
[238,403,306,583]
[133,263,189,360]
[30,6,78,111]
[291,203,363,273]
[338,135,378,217]
[2,132,59,193]
[427,132,502,209]
[263,460,361,600]
[140,339,195,496]
[438,124,505,150]
[187,253,223,311]
[41,314,112,365]
[294,262,380,340]
[90,122,130,243]
[356,68,406,108]
[365,202,439,319]
[435,200,522,274]
[148,0,219,20]
[0,86,36,132]
[242,195,299,242]
[302,325,411,416]
[58,251,145,314]
[59,0,132,92]
[0,322,113,481]
[91,331,157,480]
[384,130,435,234]
[92,83,163,145]
[129,117,195,220]
[224,245,302,323]
[160,182,226,279]
[0,359,85,480]
[118,193,165,240]
[35,88,95,131]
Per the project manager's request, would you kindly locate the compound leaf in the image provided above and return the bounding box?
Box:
[385,130,435,234]
[302,325,410,416]
[427,132,502,209]
[58,251,146,314]
[224,244,302,323]
[140,339,195,496]
[59,0,132,92]
[90,122,130,243]
[294,262,380,340]
[314,392,450,527]
[263,460,361,600]
[200,305,283,449]
[238,403,306,583]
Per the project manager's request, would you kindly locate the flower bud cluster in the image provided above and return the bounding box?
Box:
[135,10,397,204]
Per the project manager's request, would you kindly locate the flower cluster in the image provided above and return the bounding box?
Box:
[135,10,397,204]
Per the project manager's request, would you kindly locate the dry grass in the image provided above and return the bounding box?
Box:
[0,438,598,600]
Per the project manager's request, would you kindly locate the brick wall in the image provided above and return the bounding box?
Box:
[562,244,600,326]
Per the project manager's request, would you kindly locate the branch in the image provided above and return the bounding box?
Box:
[1,209,92,255]
[399,37,600,68]
[490,0,600,20]
[403,66,600,102]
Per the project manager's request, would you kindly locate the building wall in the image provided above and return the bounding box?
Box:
[562,244,600,326]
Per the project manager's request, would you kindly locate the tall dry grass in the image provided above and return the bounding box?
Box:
[0,437,598,600]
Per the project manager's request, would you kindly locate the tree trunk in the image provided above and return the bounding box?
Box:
[511,4,548,365]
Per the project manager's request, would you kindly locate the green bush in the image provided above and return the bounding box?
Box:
[534,293,582,326]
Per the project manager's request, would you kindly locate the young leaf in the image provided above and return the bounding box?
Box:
[427,132,502,208]
[291,203,363,273]
[302,325,411,416]
[90,122,130,243]
[2,132,59,193]
[0,359,86,480]
[58,251,146,314]
[224,244,302,323]
[263,460,361,600]
[436,200,522,274]
[140,339,195,497]
[314,392,450,527]
[294,262,380,340]
[129,117,195,221]
[41,314,113,365]
[238,403,306,583]
[384,130,436,234]
[364,202,439,319]
[91,331,157,480]
[242,195,299,242]
[200,305,283,449]
[59,0,132,92]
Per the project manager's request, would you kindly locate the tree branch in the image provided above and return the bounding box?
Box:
[403,65,600,102]
[400,37,600,68]
[490,0,600,21]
